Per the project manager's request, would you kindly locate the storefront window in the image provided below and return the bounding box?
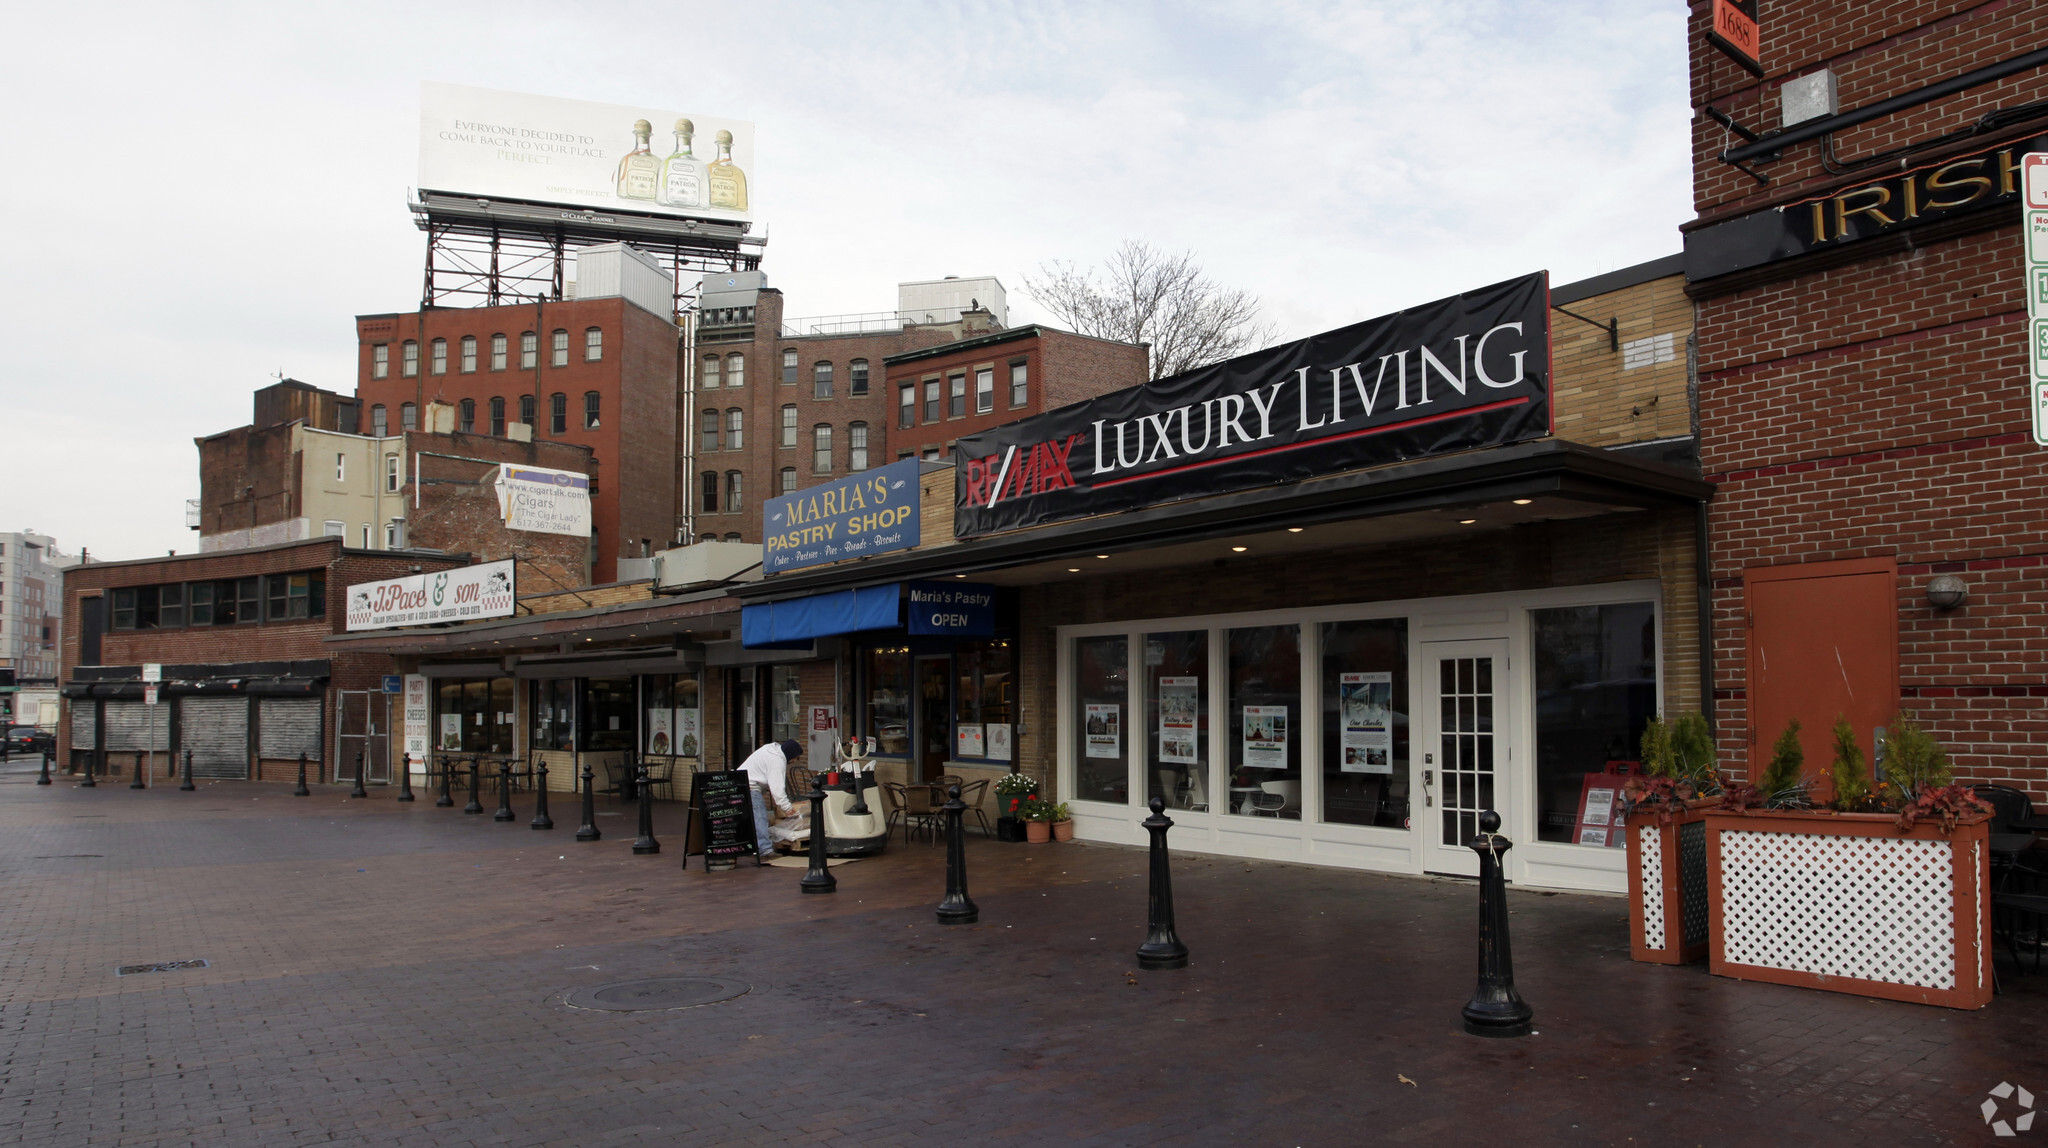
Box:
[1320,619,1409,828]
[770,665,803,746]
[434,678,515,754]
[864,646,911,757]
[1075,636,1129,803]
[643,673,701,758]
[580,678,635,752]
[1532,603,1657,845]
[530,679,575,751]
[1144,631,1208,811]
[1229,625,1300,819]
[953,640,1015,762]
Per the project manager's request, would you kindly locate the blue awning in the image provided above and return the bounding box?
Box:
[741,584,901,647]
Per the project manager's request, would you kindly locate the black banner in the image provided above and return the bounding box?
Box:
[696,770,758,861]
[954,272,1550,536]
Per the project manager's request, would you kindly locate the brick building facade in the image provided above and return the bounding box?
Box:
[881,326,1150,463]
[1684,1,2048,793]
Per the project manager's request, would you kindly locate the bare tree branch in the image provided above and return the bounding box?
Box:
[1022,240,1277,380]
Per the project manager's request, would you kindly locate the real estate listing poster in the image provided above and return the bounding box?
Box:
[1339,671,1394,774]
[1085,704,1121,759]
[1158,676,1199,764]
[1242,705,1289,769]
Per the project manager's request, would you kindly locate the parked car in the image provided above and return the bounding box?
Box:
[2,725,54,756]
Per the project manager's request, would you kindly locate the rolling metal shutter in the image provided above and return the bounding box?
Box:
[103,702,160,752]
[69,701,96,755]
[258,698,323,761]
[180,697,249,779]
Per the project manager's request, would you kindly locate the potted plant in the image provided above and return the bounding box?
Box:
[1018,797,1054,844]
[1622,712,1720,965]
[1703,712,1994,1009]
[1048,801,1075,843]
[994,772,1038,842]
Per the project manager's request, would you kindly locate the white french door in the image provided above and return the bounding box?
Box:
[1419,639,1511,877]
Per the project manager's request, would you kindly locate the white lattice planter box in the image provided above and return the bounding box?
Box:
[1625,800,1714,965]
[1705,810,1992,1010]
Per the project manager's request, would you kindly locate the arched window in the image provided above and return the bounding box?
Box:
[584,327,603,362]
[725,407,744,450]
[779,466,797,494]
[520,331,538,369]
[401,340,419,377]
[549,392,566,434]
[491,334,508,371]
[701,354,720,389]
[701,472,718,514]
[519,393,535,427]
[702,408,720,453]
[812,424,833,474]
[584,391,601,429]
[458,398,475,433]
[723,532,742,543]
[550,328,569,368]
[370,404,387,437]
[781,347,798,384]
[725,471,744,513]
[848,421,869,472]
[726,352,745,387]
[489,396,505,436]
[850,358,870,396]
[400,402,417,431]
[460,335,477,373]
[814,361,834,399]
[780,404,798,448]
[430,338,448,376]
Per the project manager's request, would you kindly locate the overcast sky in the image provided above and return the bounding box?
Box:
[2,0,1691,562]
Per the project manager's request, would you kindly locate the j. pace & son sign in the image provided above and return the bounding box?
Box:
[346,559,516,631]
[954,272,1551,535]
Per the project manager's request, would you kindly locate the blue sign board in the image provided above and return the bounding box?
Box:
[381,675,404,694]
[763,457,922,573]
[907,581,997,636]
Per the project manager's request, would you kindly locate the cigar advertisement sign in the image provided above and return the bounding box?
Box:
[953,273,1550,536]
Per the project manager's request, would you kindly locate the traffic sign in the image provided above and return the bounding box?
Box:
[382,674,403,694]
[142,663,162,683]
[144,685,159,705]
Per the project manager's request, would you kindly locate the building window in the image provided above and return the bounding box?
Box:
[519,394,535,427]
[551,328,569,368]
[401,402,417,431]
[265,572,326,621]
[459,398,475,433]
[371,344,389,379]
[781,348,798,384]
[1532,603,1657,845]
[520,331,538,370]
[949,373,967,418]
[778,404,797,448]
[584,391,601,429]
[370,404,387,437]
[1074,635,1129,802]
[849,422,869,471]
[924,379,941,423]
[385,454,400,492]
[491,334,508,371]
[724,532,742,543]
[975,367,994,414]
[899,384,915,429]
[490,396,505,436]
[189,581,214,625]
[725,471,744,513]
[110,587,136,630]
[461,335,477,373]
[701,354,721,389]
[921,446,941,462]
[812,424,833,473]
[726,407,744,450]
[585,327,603,362]
[850,359,869,396]
[702,471,718,514]
[1010,360,1028,406]
[386,520,405,549]
[402,340,419,377]
[702,408,720,453]
[726,352,745,387]
[779,466,797,494]
[549,393,567,434]
[423,340,442,377]
[814,361,834,399]
[334,452,346,481]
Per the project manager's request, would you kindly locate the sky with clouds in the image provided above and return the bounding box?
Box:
[1,0,1692,561]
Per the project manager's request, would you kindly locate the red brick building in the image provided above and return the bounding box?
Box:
[1685,1,2048,791]
[881,326,1150,463]
[57,539,467,783]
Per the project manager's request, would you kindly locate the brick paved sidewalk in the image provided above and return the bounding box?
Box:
[0,767,2041,1146]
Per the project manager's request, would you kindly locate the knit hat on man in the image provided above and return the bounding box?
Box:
[779,739,803,759]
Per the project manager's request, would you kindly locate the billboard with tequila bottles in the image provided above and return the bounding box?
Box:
[419,81,755,223]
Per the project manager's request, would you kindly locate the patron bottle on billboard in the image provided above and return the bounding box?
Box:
[615,119,659,202]
[708,129,749,211]
[659,118,705,208]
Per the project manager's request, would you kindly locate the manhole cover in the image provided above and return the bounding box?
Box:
[563,976,750,1012]
[116,959,209,977]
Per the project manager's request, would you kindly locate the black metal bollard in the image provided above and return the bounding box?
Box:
[632,764,660,854]
[494,761,516,822]
[463,757,483,814]
[936,784,978,924]
[37,746,52,786]
[80,751,96,788]
[294,751,310,797]
[575,761,601,841]
[799,776,836,894]
[530,762,553,830]
[1136,797,1189,970]
[397,753,415,802]
[350,751,369,799]
[179,748,195,792]
[1461,810,1534,1038]
[435,756,455,807]
[130,750,147,790]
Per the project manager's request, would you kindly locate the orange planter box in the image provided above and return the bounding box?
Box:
[1704,809,1992,1010]
[1625,799,1716,965]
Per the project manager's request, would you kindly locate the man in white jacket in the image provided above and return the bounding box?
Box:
[738,738,803,856]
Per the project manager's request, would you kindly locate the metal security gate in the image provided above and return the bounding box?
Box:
[181,697,251,779]
[336,691,391,785]
[69,701,97,770]
[258,697,323,770]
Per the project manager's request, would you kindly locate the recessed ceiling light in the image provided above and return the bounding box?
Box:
[1286,527,1304,533]
[1459,518,1477,525]
[1067,567,1080,572]
[1512,498,1533,506]
[1095,554,1108,559]
[954,573,966,578]
[1231,546,1248,552]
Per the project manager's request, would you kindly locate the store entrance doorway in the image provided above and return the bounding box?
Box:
[915,656,950,783]
[1419,638,1511,878]
[729,669,758,766]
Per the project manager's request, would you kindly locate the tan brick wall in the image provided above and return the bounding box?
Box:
[1550,274,1695,446]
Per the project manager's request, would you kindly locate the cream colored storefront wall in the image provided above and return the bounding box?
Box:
[1056,580,1662,893]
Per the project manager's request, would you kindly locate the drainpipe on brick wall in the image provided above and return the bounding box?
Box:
[1688,332,1713,738]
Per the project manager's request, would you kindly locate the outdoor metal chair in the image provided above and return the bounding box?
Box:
[956,778,994,836]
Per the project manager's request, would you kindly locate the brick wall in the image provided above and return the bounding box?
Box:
[405,430,594,591]
[1549,273,1695,447]
[1037,329,1152,412]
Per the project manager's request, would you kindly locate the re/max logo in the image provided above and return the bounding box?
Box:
[962,434,1082,507]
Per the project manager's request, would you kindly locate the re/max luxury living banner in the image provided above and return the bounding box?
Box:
[952,272,1551,536]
